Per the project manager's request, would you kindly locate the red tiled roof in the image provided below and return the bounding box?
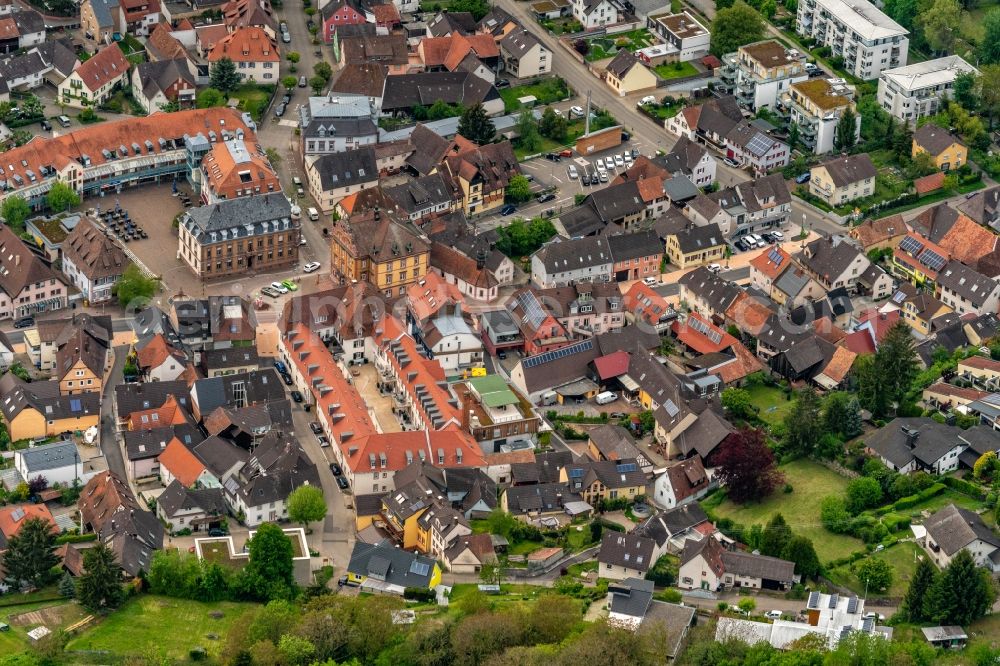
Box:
[623,281,671,327]
[845,309,899,355]
[137,333,180,370]
[406,272,464,323]
[923,381,987,402]
[937,213,999,268]
[371,3,400,24]
[208,27,278,63]
[960,356,1000,372]
[343,426,485,474]
[73,44,129,93]
[0,17,17,40]
[817,345,856,384]
[914,172,945,195]
[593,350,630,380]
[749,246,790,280]
[711,341,764,384]
[0,503,56,538]
[158,438,206,487]
[672,312,736,355]
[127,394,188,430]
[725,293,771,337]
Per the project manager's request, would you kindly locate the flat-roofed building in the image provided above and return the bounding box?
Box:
[796,0,908,80]
[877,56,978,125]
[646,11,710,62]
[780,78,858,155]
[722,40,808,112]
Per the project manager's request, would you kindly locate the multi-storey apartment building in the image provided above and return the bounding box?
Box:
[877,56,978,125]
[329,209,430,297]
[721,40,808,112]
[796,0,908,80]
[298,93,379,156]
[178,192,299,279]
[780,78,858,154]
[199,137,280,203]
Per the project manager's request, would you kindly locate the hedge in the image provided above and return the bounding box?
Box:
[55,533,98,544]
[891,483,946,511]
[882,513,911,532]
[403,587,437,602]
[941,476,986,499]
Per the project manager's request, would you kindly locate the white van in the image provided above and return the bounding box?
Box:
[595,391,618,405]
[307,207,319,221]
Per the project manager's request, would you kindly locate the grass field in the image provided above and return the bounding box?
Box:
[712,459,862,562]
[66,596,257,660]
[826,540,924,597]
[583,29,658,62]
[231,83,276,122]
[746,384,795,426]
[499,77,570,113]
[653,61,699,80]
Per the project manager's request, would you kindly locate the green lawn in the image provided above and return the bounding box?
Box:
[231,83,276,122]
[745,384,795,426]
[567,561,599,578]
[826,541,924,597]
[712,459,862,563]
[583,29,657,62]
[653,61,699,80]
[66,596,257,660]
[514,135,563,159]
[0,598,89,655]
[499,77,569,113]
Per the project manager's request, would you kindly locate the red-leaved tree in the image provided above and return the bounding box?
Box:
[714,428,784,504]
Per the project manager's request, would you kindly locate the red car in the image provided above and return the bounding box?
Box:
[559,149,573,158]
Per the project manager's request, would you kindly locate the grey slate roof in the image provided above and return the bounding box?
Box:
[606,50,642,79]
[936,260,999,309]
[136,59,195,101]
[722,549,796,582]
[0,375,100,423]
[667,222,724,254]
[88,0,119,29]
[816,154,877,187]
[503,482,581,514]
[799,236,863,283]
[312,146,378,191]
[607,230,660,262]
[923,503,1000,556]
[599,530,656,573]
[114,380,190,420]
[608,577,654,618]
[348,539,437,589]
[500,26,543,58]
[183,192,292,241]
[558,203,605,238]
[124,424,201,462]
[591,182,646,222]
[202,346,259,371]
[678,266,744,315]
[381,71,497,112]
[535,236,612,273]
[866,417,969,469]
[157,479,226,518]
[383,172,453,214]
[913,124,963,156]
[191,369,285,416]
[672,407,734,459]
[17,440,79,473]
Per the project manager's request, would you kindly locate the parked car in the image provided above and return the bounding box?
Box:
[559,149,572,158]
[273,360,287,373]
[613,155,624,167]
[303,261,321,273]
[57,115,71,127]
[707,263,722,273]
[274,103,286,118]
[496,79,510,88]
[261,286,281,298]
[290,390,303,403]
[336,475,349,490]
[567,165,578,179]
[282,93,292,105]
[280,20,288,31]
[298,75,307,87]
[620,131,631,141]
[309,422,323,434]
[771,230,784,241]
[795,172,811,184]
[569,105,584,117]
[500,204,517,216]
[13,317,33,329]
[281,279,298,291]
[638,95,656,106]
[765,610,782,620]
[537,192,556,203]
[734,239,749,252]
[282,373,293,386]
[598,170,608,183]
[271,281,288,294]
[40,119,51,131]
[642,276,659,286]
[631,148,639,159]
[595,158,605,171]
[723,156,741,168]
[318,435,330,448]
[545,152,561,162]
[330,462,343,476]
[282,32,291,43]
[208,528,228,537]
[581,173,591,185]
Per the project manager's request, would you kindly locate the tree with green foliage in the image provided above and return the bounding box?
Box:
[58,571,76,598]
[982,10,1000,65]
[196,87,226,109]
[786,122,800,150]
[974,451,998,482]
[901,555,937,622]
[924,549,994,625]
[516,109,541,152]
[0,195,30,231]
[823,392,862,439]
[782,387,822,457]
[834,108,858,152]
[495,217,556,257]
[287,484,327,528]
[115,263,160,310]
[782,536,821,579]
[737,597,756,615]
[506,175,532,203]
[1,517,58,589]
[953,71,979,111]
[46,181,79,213]
[265,147,281,168]
[856,558,892,593]
[977,65,1000,131]
[313,61,333,82]
[278,634,316,665]
[720,387,756,421]
[539,107,568,142]
[855,321,918,416]
[921,0,963,54]
[76,543,124,612]
[709,1,766,57]
[884,0,920,31]
[449,0,490,19]
[760,513,792,557]
[8,363,29,382]
[281,75,297,89]
[209,57,241,94]
[457,103,496,145]
[821,495,852,533]
[286,51,300,63]
[309,76,326,95]
[845,476,883,514]
[247,522,294,588]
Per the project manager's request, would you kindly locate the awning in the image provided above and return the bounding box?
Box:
[619,374,640,392]
[555,378,598,397]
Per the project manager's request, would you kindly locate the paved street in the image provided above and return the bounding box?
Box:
[100,345,129,482]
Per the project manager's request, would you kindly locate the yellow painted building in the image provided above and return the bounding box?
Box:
[664,226,726,269]
[912,124,968,172]
[606,51,658,96]
[0,377,100,442]
[379,495,428,551]
[329,210,430,298]
[59,359,102,396]
[346,542,442,591]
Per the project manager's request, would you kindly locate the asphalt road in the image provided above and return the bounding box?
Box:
[100,344,129,482]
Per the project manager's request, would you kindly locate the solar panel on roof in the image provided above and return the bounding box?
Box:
[569,468,584,478]
[891,290,906,304]
[616,462,637,473]
[522,339,594,369]
[829,594,838,608]
[807,591,820,609]
[919,249,947,272]
[899,236,924,255]
[689,317,724,345]
[745,133,773,157]
[767,247,784,266]
[847,597,859,614]
[664,399,680,417]
[517,291,548,330]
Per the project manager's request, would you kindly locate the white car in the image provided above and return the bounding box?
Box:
[553,108,563,116]
[742,236,758,249]
[771,230,784,241]
[598,170,608,183]
[642,277,659,286]
[623,152,634,166]
[723,157,741,168]
[707,263,722,273]
[638,95,657,106]
[567,164,578,179]
[595,158,605,171]
[749,234,765,247]
[299,237,307,246]
[765,610,782,620]
[614,155,625,167]
[303,261,321,273]
[569,105,584,117]
[271,281,289,294]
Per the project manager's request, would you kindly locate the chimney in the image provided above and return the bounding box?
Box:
[901,426,919,449]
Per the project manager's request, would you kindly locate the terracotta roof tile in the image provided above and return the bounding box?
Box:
[636,176,665,203]
[672,312,737,354]
[914,172,946,195]
[749,246,790,280]
[817,345,856,384]
[849,214,908,249]
[208,26,278,63]
[0,503,56,538]
[406,271,464,322]
[158,438,207,486]
[623,281,671,327]
[936,213,998,267]
[74,43,129,92]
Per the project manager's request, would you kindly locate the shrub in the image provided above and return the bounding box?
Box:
[941,476,986,499]
[189,647,207,661]
[882,514,911,532]
[403,587,437,602]
[892,483,946,511]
